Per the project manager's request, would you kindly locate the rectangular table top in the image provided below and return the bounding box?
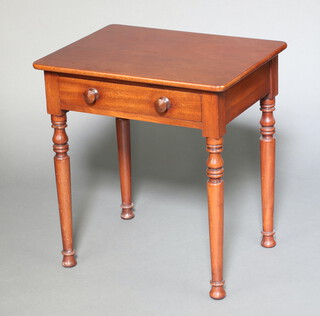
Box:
[33,24,286,92]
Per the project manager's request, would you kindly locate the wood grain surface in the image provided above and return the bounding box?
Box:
[58,75,202,122]
[34,24,286,92]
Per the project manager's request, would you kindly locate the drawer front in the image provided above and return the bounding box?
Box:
[59,76,202,122]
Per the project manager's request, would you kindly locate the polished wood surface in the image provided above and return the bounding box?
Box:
[224,62,270,123]
[116,118,134,220]
[34,24,286,92]
[34,24,287,300]
[44,72,60,115]
[58,75,202,123]
[260,98,276,248]
[51,113,77,267]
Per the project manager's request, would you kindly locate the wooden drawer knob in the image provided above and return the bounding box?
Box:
[155,96,171,113]
[83,88,99,105]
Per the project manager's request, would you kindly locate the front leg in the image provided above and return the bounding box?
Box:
[51,112,77,267]
[260,98,276,248]
[206,137,226,299]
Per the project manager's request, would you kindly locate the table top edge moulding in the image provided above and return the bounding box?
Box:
[33,24,287,300]
[33,24,287,92]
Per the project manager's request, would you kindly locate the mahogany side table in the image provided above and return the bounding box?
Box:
[33,25,287,299]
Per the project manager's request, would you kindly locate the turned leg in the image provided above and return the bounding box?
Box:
[260,98,276,248]
[116,118,134,220]
[51,113,77,267]
[206,137,226,300]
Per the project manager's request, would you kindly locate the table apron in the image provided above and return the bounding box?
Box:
[44,59,275,137]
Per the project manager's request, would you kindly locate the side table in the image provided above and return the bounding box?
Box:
[33,25,287,299]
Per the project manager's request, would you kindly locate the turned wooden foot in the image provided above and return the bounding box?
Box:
[52,113,77,267]
[210,281,226,300]
[120,203,134,220]
[260,98,276,248]
[116,118,134,220]
[261,231,276,248]
[61,250,77,268]
[206,137,226,300]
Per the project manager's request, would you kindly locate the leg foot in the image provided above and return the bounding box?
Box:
[210,281,226,300]
[261,231,276,248]
[120,203,135,220]
[62,250,77,268]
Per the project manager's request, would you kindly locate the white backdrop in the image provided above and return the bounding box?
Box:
[1,1,320,315]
